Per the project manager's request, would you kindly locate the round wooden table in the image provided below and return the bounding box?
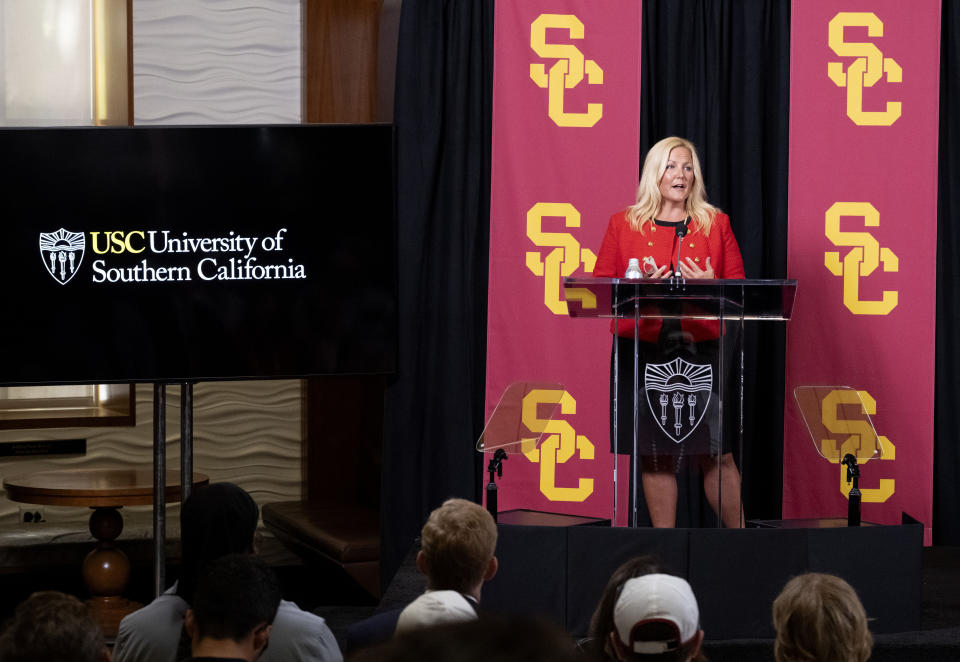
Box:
[3,469,209,637]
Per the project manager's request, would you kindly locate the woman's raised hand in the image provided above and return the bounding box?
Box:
[678,256,714,279]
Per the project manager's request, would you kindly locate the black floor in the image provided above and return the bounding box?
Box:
[920,546,960,630]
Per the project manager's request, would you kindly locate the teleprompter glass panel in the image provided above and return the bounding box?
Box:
[477,382,563,454]
[793,386,881,462]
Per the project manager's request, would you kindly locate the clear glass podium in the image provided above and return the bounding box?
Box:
[564,277,797,527]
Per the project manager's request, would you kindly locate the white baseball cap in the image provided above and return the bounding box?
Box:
[613,574,700,655]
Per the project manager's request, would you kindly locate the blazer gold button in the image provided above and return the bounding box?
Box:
[689,243,695,248]
[647,241,653,247]
[694,257,701,263]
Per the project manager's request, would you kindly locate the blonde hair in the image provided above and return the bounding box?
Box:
[420,498,497,594]
[626,136,719,235]
[772,573,872,662]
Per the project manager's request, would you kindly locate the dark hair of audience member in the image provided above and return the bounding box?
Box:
[0,591,108,662]
[190,553,282,643]
[772,573,872,662]
[587,555,664,660]
[177,482,259,604]
[349,614,579,662]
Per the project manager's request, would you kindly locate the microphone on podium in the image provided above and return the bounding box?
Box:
[672,217,690,283]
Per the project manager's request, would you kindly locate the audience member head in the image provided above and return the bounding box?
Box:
[417,498,498,599]
[600,571,705,662]
[0,591,109,662]
[589,555,664,658]
[772,573,872,662]
[184,553,281,662]
[352,614,580,662]
[178,482,259,603]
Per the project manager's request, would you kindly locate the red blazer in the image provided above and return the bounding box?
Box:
[593,210,746,341]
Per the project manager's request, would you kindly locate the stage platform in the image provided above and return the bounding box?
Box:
[315,526,960,660]
[482,520,923,640]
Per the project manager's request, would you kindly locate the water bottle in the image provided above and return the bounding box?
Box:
[624,258,642,279]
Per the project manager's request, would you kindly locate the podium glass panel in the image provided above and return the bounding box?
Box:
[565,278,797,321]
[565,277,796,528]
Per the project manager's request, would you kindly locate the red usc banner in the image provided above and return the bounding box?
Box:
[785,1,940,543]
[486,1,641,520]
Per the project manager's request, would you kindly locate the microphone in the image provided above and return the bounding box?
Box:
[673,217,690,282]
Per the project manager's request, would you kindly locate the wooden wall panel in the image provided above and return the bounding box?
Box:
[303,0,383,123]
[92,0,131,126]
[305,376,384,506]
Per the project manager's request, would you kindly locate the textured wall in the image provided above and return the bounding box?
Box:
[0,381,303,535]
[133,0,301,124]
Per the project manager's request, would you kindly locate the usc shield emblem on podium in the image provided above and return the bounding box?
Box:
[644,357,713,444]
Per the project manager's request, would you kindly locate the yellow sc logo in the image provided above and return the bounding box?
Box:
[827,12,902,126]
[526,202,597,315]
[519,389,594,502]
[824,202,899,316]
[820,389,895,503]
[529,14,603,128]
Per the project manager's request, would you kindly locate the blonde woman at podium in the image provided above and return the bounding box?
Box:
[594,136,745,529]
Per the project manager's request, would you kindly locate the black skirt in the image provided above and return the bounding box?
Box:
[609,322,740,460]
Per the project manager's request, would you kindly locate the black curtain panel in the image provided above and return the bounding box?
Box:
[639,0,791,522]
[935,0,960,545]
[383,0,494,586]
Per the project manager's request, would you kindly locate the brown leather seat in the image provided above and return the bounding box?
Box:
[262,500,380,597]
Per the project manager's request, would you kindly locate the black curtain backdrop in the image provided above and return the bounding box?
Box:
[935,0,960,545]
[387,0,960,582]
[638,1,791,524]
[383,0,494,585]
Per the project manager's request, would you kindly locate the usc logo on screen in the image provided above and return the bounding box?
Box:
[827,12,902,126]
[529,14,604,128]
[39,228,86,285]
[90,230,147,254]
[519,388,595,502]
[824,202,898,315]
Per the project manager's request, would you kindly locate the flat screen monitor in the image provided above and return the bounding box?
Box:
[0,124,396,385]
